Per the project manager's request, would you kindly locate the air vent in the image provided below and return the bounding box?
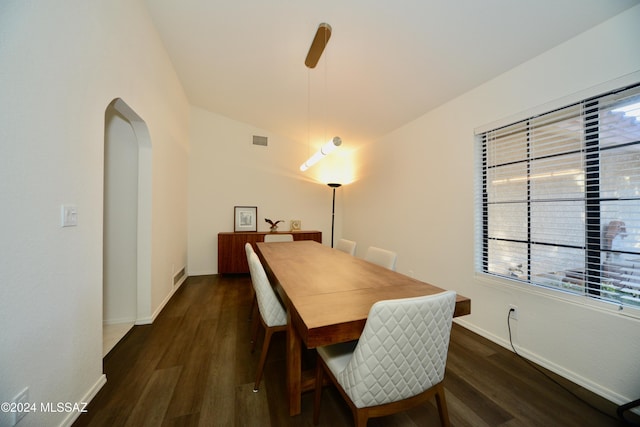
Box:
[173,267,186,286]
[253,135,268,146]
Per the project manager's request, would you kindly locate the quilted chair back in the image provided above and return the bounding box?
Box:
[247,252,287,327]
[337,291,456,408]
[336,238,357,256]
[264,233,294,242]
[245,242,255,260]
[364,246,397,271]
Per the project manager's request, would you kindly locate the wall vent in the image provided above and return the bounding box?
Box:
[252,135,268,146]
[173,267,186,286]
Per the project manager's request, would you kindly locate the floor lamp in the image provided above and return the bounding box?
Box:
[328,183,342,248]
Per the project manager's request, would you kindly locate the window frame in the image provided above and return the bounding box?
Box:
[475,82,640,316]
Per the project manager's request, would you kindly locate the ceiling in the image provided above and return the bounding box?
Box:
[145,0,639,150]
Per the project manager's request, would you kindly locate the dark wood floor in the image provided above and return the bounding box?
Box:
[74,274,630,427]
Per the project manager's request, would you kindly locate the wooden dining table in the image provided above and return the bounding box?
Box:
[255,240,471,416]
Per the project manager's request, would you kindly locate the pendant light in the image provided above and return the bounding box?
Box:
[300,23,342,172]
[299,136,341,171]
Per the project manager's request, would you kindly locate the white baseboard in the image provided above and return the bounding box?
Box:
[453,318,631,407]
[59,374,106,427]
[135,274,188,325]
[186,269,217,276]
[103,316,136,326]
[60,276,189,425]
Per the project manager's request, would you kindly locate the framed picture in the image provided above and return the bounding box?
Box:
[234,206,257,232]
[290,219,301,231]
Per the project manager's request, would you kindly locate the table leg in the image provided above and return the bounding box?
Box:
[287,312,302,416]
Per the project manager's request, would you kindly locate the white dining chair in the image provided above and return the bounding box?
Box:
[245,243,258,323]
[336,238,357,256]
[245,242,255,257]
[313,291,457,427]
[364,246,397,271]
[247,251,288,392]
[263,233,294,242]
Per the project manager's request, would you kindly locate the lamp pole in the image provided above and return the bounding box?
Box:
[327,183,342,248]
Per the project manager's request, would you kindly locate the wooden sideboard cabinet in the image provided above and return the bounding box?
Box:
[217,231,322,274]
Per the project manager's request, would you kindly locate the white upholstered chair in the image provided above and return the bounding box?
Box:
[313,291,457,427]
[247,251,288,392]
[263,233,294,242]
[245,243,258,322]
[245,241,255,258]
[336,238,357,256]
[364,246,397,271]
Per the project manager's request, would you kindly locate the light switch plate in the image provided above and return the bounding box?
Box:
[61,204,78,227]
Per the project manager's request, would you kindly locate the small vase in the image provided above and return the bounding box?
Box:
[270,226,278,233]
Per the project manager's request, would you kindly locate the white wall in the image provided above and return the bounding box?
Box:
[1,3,637,426]
[188,106,341,275]
[103,108,138,325]
[0,1,189,426]
[344,6,640,405]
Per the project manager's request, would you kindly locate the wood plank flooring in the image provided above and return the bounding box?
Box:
[73,274,630,427]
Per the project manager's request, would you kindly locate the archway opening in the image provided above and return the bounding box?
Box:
[103,98,152,356]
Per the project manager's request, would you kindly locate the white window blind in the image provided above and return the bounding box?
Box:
[478,83,640,308]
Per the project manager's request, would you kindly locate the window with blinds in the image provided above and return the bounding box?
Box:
[477,83,640,309]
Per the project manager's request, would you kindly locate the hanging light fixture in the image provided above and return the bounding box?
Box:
[299,136,342,171]
[300,23,342,172]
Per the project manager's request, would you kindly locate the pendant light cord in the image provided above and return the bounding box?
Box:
[323,26,328,144]
[307,68,311,159]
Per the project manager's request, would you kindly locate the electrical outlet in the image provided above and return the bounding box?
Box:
[509,305,518,320]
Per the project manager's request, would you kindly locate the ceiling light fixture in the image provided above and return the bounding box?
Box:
[305,23,332,69]
[300,23,342,172]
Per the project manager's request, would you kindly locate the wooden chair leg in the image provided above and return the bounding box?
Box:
[249,294,257,321]
[354,409,368,427]
[313,359,325,425]
[250,315,260,351]
[435,383,451,427]
[253,327,273,392]
[355,412,369,427]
